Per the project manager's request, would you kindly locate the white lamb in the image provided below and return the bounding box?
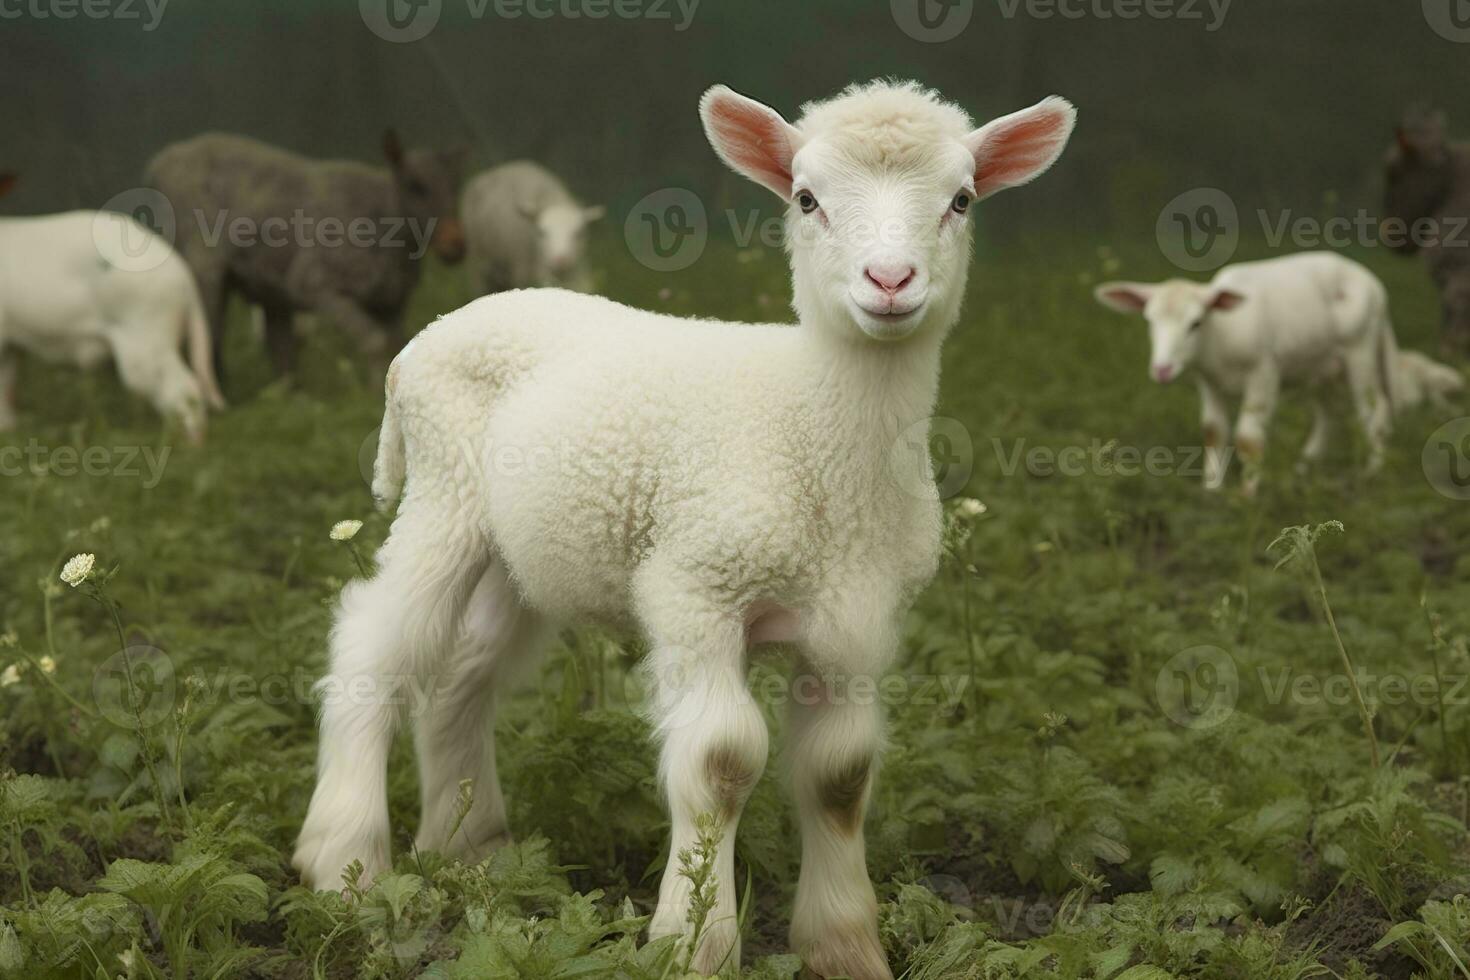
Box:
[0,200,225,442]
[461,161,604,295]
[1095,253,1401,492]
[293,81,1076,978]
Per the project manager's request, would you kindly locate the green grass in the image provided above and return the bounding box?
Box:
[2,233,1469,979]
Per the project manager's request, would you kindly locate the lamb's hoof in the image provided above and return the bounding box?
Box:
[798,929,893,980]
[417,828,513,867]
[291,831,389,892]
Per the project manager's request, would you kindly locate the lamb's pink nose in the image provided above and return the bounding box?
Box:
[1153,364,1175,383]
[865,263,915,294]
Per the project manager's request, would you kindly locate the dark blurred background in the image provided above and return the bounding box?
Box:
[0,0,1464,242]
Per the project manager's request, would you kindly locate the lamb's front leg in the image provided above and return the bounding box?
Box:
[787,603,895,980]
[1234,365,1280,497]
[638,583,767,974]
[1196,376,1231,491]
[787,685,891,980]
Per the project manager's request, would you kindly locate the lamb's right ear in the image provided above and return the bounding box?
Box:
[700,85,803,200]
[1094,281,1154,315]
[0,173,15,198]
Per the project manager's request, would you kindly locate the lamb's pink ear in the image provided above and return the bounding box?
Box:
[1095,281,1154,315]
[700,85,803,200]
[1209,288,1246,311]
[966,96,1077,201]
[0,173,16,198]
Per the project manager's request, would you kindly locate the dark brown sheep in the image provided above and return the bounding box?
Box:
[146,131,466,380]
[1383,106,1470,353]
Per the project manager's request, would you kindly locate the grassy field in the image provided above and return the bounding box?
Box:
[2,231,1469,979]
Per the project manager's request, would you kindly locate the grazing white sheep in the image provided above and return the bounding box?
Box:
[0,206,225,443]
[1095,252,1400,492]
[294,80,1076,978]
[461,161,604,295]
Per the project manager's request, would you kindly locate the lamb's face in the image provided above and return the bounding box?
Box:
[701,82,1076,344]
[534,202,604,280]
[786,136,976,342]
[1094,280,1246,383]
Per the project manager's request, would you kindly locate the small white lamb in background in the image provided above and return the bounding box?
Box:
[1095,252,1402,493]
[461,161,604,295]
[0,191,225,443]
[294,80,1076,978]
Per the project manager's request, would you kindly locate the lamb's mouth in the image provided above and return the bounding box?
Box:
[851,298,927,338]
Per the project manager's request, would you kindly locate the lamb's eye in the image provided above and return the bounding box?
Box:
[951,192,971,214]
[797,191,819,214]
[1188,317,1204,332]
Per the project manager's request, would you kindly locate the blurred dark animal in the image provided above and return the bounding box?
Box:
[0,173,15,199]
[461,161,603,295]
[1383,106,1470,353]
[146,132,466,380]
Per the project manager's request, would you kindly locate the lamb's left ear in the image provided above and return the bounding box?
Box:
[967,96,1077,202]
[1208,288,1246,311]
[700,84,804,200]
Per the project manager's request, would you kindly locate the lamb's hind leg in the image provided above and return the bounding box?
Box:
[638,566,768,974]
[1342,338,1392,472]
[293,494,489,891]
[1297,400,1331,473]
[413,562,549,864]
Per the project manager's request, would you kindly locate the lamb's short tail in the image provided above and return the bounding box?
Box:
[372,383,407,512]
[184,284,227,411]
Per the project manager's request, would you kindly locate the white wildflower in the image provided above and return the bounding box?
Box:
[0,630,16,648]
[60,553,95,588]
[90,516,111,534]
[39,655,56,675]
[955,497,987,518]
[330,520,363,542]
[0,664,19,687]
